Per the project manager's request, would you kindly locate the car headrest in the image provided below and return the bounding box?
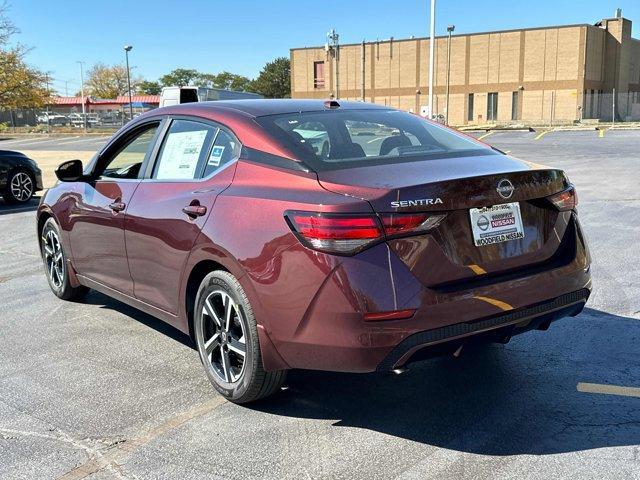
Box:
[328,142,365,159]
[379,135,412,155]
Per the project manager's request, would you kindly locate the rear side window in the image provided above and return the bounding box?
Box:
[153,120,216,180]
[202,129,241,177]
[255,109,495,171]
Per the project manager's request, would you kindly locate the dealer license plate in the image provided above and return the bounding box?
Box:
[469,202,525,247]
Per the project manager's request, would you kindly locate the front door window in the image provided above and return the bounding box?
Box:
[100,124,159,179]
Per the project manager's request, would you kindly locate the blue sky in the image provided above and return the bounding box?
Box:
[7,0,640,95]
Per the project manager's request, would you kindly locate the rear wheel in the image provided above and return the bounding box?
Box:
[40,217,89,301]
[4,169,35,204]
[194,270,286,404]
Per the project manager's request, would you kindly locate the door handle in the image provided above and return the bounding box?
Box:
[182,204,207,217]
[109,201,126,212]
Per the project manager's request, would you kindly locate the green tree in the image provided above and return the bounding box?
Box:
[137,80,162,95]
[0,3,50,108]
[205,71,252,91]
[250,57,290,98]
[159,68,200,87]
[85,63,136,98]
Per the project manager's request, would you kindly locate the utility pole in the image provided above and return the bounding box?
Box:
[445,24,455,125]
[327,29,339,99]
[124,45,134,121]
[360,39,365,101]
[45,73,51,133]
[428,0,436,119]
[76,61,87,133]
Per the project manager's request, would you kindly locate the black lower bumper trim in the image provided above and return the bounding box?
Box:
[376,288,590,372]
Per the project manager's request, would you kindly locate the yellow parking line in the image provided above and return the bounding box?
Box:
[467,264,487,275]
[577,382,640,398]
[534,130,551,140]
[473,295,513,311]
[477,131,494,141]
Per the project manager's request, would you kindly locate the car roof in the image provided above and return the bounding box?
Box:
[164,99,392,118]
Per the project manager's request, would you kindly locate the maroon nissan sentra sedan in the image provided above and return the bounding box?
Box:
[37,100,591,403]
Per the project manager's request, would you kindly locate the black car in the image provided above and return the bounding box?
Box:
[0,150,43,204]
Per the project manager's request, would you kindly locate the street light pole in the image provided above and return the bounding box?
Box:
[445,24,455,125]
[76,61,87,133]
[327,30,339,99]
[361,39,366,101]
[428,0,436,119]
[124,45,133,121]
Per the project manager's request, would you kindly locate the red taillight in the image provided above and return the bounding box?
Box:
[286,212,383,254]
[548,186,578,211]
[285,211,445,255]
[290,214,381,240]
[379,213,445,237]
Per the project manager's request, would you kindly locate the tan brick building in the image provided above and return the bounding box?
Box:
[290,15,640,124]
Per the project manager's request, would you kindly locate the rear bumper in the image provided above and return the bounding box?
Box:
[376,288,589,371]
[255,213,591,373]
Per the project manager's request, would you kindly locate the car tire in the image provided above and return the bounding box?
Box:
[194,270,287,404]
[40,217,89,301]
[4,168,35,204]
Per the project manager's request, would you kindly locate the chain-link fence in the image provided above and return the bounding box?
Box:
[582,90,640,122]
[0,105,159,133]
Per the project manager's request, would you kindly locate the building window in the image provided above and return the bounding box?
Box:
[511,91,519,120]
[467,93,474,122]
[487,92,498,121]
[313,61,325,89]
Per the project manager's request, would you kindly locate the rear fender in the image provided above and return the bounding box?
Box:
[179,238,289,371]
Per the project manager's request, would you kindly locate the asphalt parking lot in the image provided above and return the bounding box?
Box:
[0,129,639,479]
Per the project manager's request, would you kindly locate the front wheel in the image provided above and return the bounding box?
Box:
[40,217,89,301]
[194,270,286,404]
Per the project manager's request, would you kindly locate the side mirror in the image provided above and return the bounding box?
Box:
[55,159,85,182]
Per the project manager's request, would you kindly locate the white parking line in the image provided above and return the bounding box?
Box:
[577,382,640,398]
[28,136,81,145]
[1,136,82,148]
[0,137,57,146]
[55,136,108,145]
[45,136,81,145]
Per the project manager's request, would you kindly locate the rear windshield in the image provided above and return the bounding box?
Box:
[255,109,495,171]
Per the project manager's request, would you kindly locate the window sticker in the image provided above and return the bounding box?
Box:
[156,130,208,179]
[208,145,225,167]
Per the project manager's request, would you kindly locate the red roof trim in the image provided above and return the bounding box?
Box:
[52,95,159,105]
[115,95,160,104]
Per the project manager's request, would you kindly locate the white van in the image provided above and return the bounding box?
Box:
[159,86,262,107]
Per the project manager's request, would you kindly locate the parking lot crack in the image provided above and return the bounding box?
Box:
[55,395,226,480]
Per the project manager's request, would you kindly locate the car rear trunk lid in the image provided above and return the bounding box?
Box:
[317,155,572,288]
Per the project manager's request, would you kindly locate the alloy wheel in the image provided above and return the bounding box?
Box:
[201,290,247,383]
[10,172,33,202]
[42,229,64,289]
